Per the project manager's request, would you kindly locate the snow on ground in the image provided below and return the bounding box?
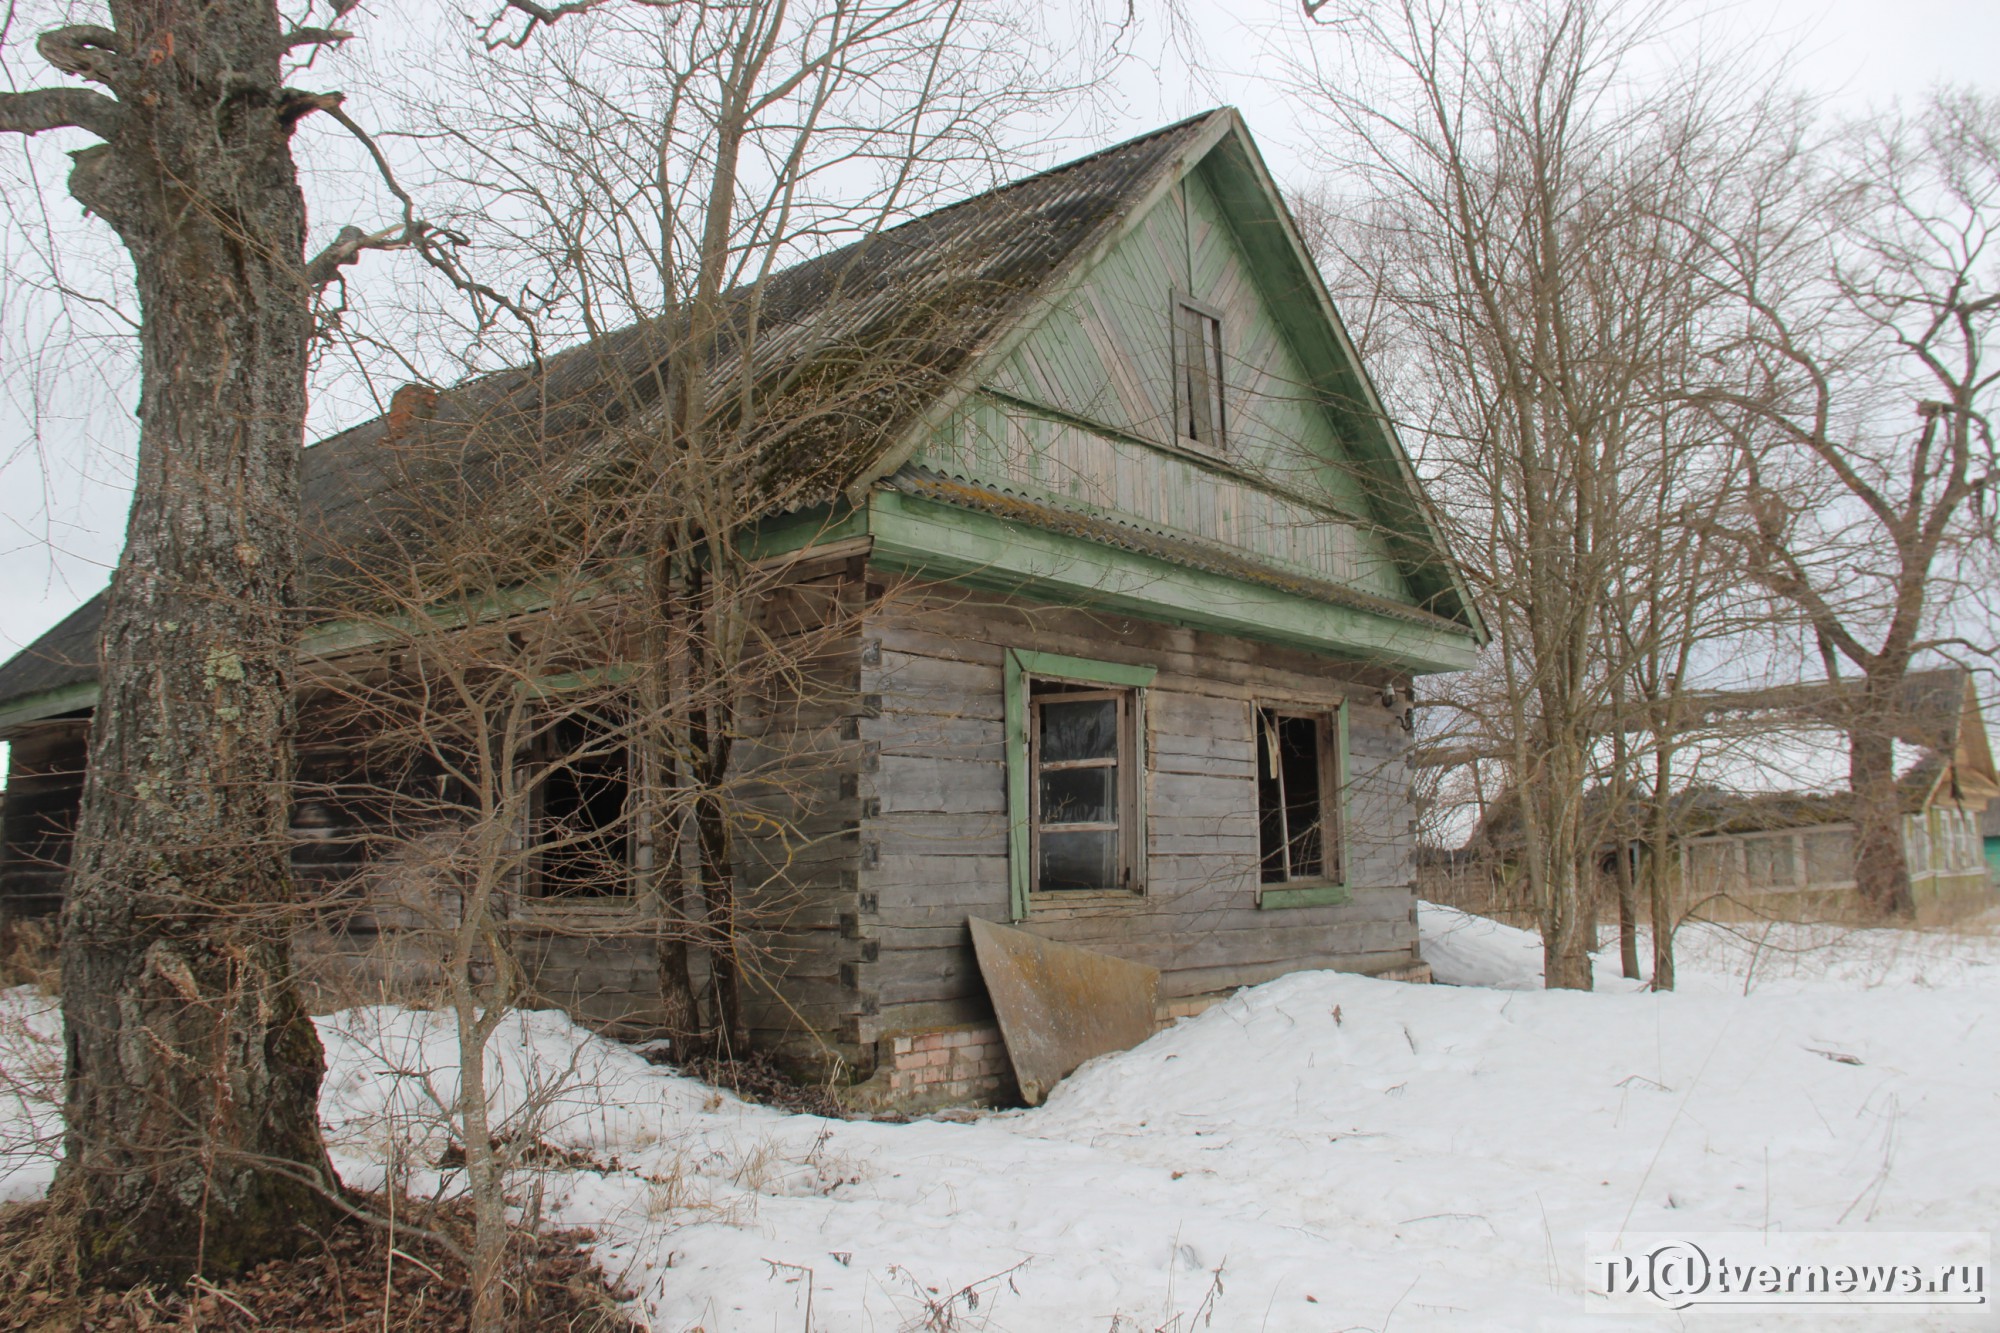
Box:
[7,909,2000,1330]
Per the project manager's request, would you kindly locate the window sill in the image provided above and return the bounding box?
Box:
[1257,882,1351,910]
[510,897,645,923]
[1026,889,1147,918]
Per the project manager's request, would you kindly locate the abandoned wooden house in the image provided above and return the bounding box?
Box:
[0,110,1482,1106]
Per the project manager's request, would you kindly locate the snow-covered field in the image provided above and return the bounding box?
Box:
[6,906,2000,1330]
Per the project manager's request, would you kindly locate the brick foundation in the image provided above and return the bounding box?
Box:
[847,963,1436,1110]
[875,1023,1013,1105]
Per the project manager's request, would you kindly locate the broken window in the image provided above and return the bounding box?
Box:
[1031,681,1136,893]
[530,712,631,897]
[1256,707,1340,885]
[1175,299,1225,449]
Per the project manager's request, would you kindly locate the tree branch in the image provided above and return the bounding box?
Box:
[280,27,354,55]
[0,86,121,139]
[479,0,610,50]
[304,222,410,287]
[306,102,540,336]
[36,25,125,87]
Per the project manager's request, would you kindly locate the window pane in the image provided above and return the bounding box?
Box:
[1804,829,1853,885]
[1256,711,1287,882]
[1688,840,1730,893]
[1040,829,1118,891]
[537,718,629,896]
[1202,316,1225,446]
[1039,698,1118,763]
[1040,765,1116,826]
[1744,834,1794,889]
[1180,304,1215,444]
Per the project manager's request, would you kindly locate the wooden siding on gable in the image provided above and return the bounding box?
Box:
[917,166,1417,610]
[921,401,1408,602]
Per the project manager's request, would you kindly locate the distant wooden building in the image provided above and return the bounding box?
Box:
[1670,671,1996,923]
[0,111,1482,1106]
[1424,669,1997,928]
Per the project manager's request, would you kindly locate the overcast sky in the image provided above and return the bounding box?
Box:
[1,0,1996,670]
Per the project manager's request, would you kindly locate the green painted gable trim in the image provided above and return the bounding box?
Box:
[846,108,1482,642]
[865,489,1476,672]
[0,680,98,731]
[846,112,1238,503]
[1193,136,1478,635]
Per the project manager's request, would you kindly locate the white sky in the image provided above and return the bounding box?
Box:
[0,0,1996,672]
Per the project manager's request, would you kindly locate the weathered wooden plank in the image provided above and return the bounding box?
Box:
[1158,950,1418,1000]
[863,812,1007,860]
[867,591,1397,704]
[860,712,1003,760]
[874,944,983,1006]
[872,754,1005,815]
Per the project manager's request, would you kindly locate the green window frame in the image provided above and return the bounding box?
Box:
[1004,649,1157,919]
[1254,699,1351,910]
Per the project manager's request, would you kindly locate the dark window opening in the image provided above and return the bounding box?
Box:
[532,714,631,897]
[1176,301,1225,448]
[1031,681,1132,892]
[1257,708,1336,885]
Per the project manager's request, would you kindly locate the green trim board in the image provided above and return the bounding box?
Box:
[867,489,1477,672]
[1004,649,1159,920]
[737,503,870,562]
[1256,698,1350,910]
[0,680,98,731]
[518,663,636,697]
[1257,884,1352,909]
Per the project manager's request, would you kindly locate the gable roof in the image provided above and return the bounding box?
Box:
[0,110,1475,724]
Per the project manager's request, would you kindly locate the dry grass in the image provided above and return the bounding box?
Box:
[0,1192,644,1332]
[0,917,57,993]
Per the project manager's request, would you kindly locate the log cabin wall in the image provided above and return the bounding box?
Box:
[730,546,872,1073]
[839,577,1425,1106]
[0,718,88,923]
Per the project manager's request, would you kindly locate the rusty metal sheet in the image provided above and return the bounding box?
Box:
[969,917,1160,1105]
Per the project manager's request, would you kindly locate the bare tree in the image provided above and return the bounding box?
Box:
[1295,0,1773,989]
[1696,89,2000,917]
[404,0,1116,1055]
[0,0,486,1278]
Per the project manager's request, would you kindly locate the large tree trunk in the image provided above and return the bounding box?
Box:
[54,0,336,1281]
[1849,702,1916,919]
[1532,739,1595,991]
[1646,747,1677,992]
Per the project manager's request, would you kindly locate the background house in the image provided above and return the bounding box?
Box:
[1421,668,1998,928]
[0,111,1482,1106]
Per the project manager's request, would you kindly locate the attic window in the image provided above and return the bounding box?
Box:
[1175,298,1225,449]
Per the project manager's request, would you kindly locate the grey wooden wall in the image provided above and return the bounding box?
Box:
[839,578,1423,1050]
